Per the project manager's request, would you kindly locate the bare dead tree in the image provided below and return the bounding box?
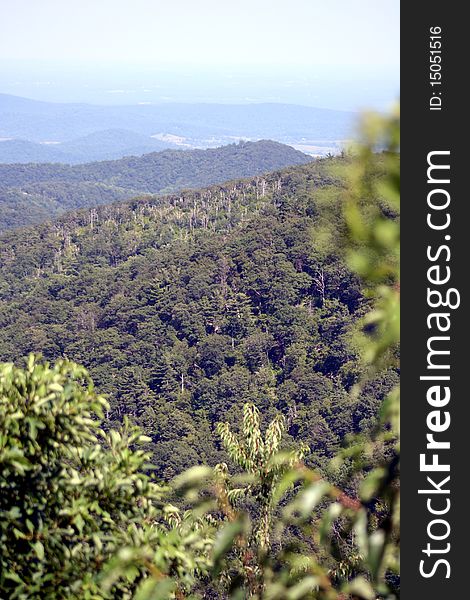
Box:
[313,268,326,305]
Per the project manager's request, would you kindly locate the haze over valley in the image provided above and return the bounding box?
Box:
[0,93,355,163]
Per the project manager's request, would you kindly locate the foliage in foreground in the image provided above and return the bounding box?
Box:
[0,357,212,599]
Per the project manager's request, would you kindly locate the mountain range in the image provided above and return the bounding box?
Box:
[0,93,354,163]
[0,155,396,478]
[0,139,312,231]
[0,129,177,164]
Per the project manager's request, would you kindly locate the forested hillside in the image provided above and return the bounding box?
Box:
[0,156,397,479]
[0,140,311,231]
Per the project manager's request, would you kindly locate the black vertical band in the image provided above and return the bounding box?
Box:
[401,3,467,596]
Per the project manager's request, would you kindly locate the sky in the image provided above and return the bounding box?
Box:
[0,0,399,109]
[0,0,399,67]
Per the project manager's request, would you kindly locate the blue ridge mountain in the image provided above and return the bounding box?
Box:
[0,139,312,231]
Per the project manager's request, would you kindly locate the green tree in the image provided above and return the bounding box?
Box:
[0,356,211,599]
[214,403,308,595]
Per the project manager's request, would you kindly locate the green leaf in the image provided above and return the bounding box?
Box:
[172,465,213,492]
[33,540,45,561]
[360,467,387,502]
[345,576,375,600]
[297,481,329,518]
[353,508,369,559]
[319,502,342,545]
[286,576,319,599]
[212,519,245,568]
[125,565,140,583]
[48,383,64,393]
[134,577,176,600]
[4,571,23,584]
[272,468,305,506]
[367,529,385,580]
[73,513,85,534]
[7,506,22,520]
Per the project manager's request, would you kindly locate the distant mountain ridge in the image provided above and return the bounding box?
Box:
[0,129,178,164]
[0,140,312,231]
[0,93,353,162]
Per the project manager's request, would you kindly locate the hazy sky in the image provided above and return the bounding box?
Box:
[0,0,399,68]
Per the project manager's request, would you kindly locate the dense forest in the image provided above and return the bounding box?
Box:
[0,140,311,231]
[0,110,400,599]
[0,154,397,481]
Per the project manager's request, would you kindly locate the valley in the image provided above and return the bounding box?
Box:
[0,93,354,163]
[0,139,312,230]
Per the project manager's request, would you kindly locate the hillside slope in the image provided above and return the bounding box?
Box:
[0,140,311,231]
[0,156,397,478]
